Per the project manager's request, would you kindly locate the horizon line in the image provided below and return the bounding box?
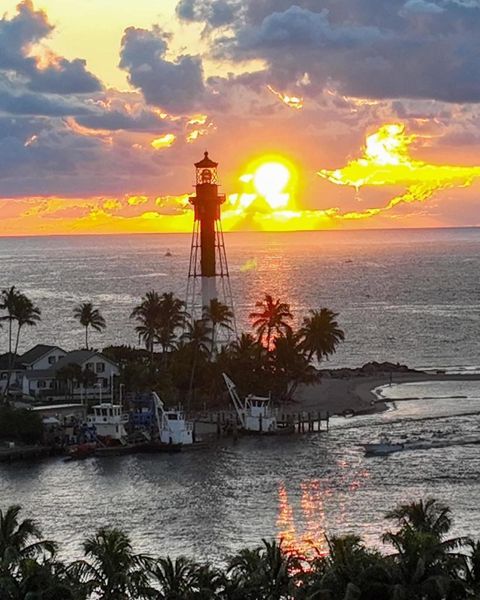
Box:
[0,225,480,240]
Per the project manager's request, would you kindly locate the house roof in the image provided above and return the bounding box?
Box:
[20,344,65,365]
[54,350,118,371]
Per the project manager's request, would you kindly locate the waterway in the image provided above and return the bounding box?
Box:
[2,379,480,561]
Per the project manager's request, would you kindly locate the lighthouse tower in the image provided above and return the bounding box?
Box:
[186,152,236,339]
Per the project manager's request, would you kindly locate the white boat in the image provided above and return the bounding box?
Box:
[363,437,404,456]
[223,373,277,433]
[152,392,194,445]
[87,403,129,441]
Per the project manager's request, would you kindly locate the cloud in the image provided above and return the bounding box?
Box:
[402,0,444,14]
[176,0,240,28]
[0,1,101,95]
[211,0,480,103]
[119,26,208,114]
[318,122,480,217]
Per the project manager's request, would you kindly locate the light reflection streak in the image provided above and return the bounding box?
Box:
[277,459,370,558]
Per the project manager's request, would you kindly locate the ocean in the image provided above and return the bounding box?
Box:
[1,228,480,561]
[1,227,480,370]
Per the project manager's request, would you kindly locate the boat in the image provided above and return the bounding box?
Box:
[86,402,130,443]
[165,249,172,257]
[363,437,404,456]
[223,373,281,434]
[151,392,194,446]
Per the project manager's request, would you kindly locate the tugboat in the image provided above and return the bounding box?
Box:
[151,392,194,446]
[87,402,129,442]
[223,373,278,433]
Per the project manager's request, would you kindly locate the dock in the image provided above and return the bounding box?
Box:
[0,445,52,463]
[194,409,330,436]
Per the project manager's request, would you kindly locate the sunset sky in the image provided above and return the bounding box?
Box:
[2,0,480,235]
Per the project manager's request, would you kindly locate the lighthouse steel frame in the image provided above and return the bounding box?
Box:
[186,153,237,343]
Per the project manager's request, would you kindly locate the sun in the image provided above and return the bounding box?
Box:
[253,161,291,209]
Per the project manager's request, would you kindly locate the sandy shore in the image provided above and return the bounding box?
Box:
[293,372,480,416]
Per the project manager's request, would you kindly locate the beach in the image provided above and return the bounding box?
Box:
[294,371,480,416]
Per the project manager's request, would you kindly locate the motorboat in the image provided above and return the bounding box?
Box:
[363,437,404,456]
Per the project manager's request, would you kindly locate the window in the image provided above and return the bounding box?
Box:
[96,362,105,374]
[38,380,46,389]
[1,373,7,380]
[86,363,94,371]
[48,356,56,364]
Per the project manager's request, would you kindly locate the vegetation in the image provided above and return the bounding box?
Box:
[0,285,344,408]
[73,303,106,350]
[0,287,41,401]
[2,498,480,599]
[0,406,43,444]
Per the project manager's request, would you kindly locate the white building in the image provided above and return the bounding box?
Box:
[20,348,119,401]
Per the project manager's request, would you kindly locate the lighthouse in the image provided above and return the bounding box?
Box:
[186,152,236,339]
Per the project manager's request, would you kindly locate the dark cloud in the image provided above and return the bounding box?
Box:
[76,108,177,132]
[0,0,101,95]
[0,77,93,116]
[176,0,240,28]
[207,0,480,103]
[119,26,207,113]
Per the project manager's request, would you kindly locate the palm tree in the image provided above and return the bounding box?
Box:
[204,299,234,354]
[73,302,106,350]
[303,534,391,600]
[227,539,300,600]
[71,528,152,600]
[249,294,293,349]
[150,556,196,599]
[0,505,57,575]
[130,291,162,365]
[11,294,41,358]
[299,308,345,364]
[156,292,186,355]
[0,286,21,356]
[0,286,23,401]
[272,330,316,401]
[382,499,466,599]
[2,292,41,400]
[182,319,212,407]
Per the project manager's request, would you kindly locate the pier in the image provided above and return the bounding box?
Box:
[194,409,330,436]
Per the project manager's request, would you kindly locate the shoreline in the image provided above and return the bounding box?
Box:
[293,372,480,417]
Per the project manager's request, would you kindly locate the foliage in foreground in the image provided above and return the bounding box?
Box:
[1,498,480,599]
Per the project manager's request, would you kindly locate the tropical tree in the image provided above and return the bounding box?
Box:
[55,363,83,400]
[382,499,467,599]
[73,302,106,350]
[300,534,392,600]
[181,319,212,407]
[0,505,57,594]
[1,292,41,400]
[71,528,152,600]
[11,294,41,358]
[203,299,234,354]
[149,556,196,599]
[249,294,293,349]
[0,286,22,357]
[156,292,186,355]
[226,539,300,600]
[299,308,345,365]
[271,330,317,402]
[130,291,162,365]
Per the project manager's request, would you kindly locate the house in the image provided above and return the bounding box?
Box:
[21,349,120,401]
[20,344,67,370]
